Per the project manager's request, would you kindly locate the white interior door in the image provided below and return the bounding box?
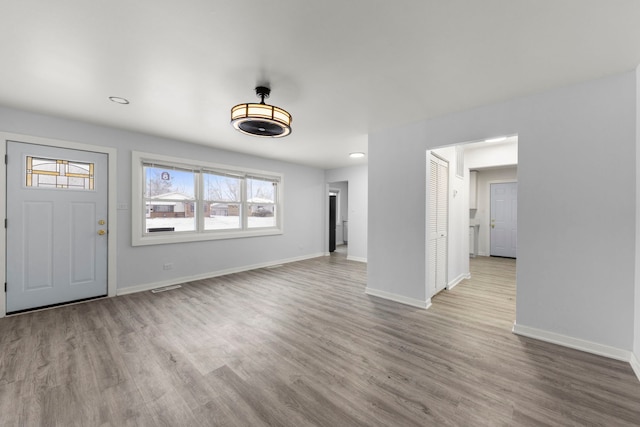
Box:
[428,154,448,295]
[6,141,108,313]
[490,182,517,258]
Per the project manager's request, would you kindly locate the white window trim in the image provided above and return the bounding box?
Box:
[132,151,284,246]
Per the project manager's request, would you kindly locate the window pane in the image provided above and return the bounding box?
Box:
[248,204,276,228]
[205,203,241,230]
[204,173,241,202]
[144,166,196,232]
[247,178,277,228]
[144,166,195,198]
[247,178,275,203]
[145,201,197,232]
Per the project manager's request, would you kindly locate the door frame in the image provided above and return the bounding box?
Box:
[0,132,118,318]
[329,187,341,247]
[325,183,346,257]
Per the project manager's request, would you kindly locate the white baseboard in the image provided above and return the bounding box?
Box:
[447,273,470,290]
[512,323,632,362]
[365,287,431,309]
[631,352,640,382]
[347,255,367,263]
[117,252,325,296]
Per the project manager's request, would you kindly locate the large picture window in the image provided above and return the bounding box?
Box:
[132,152,283,246]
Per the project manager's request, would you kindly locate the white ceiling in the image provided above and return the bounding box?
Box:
[2,1,640,169]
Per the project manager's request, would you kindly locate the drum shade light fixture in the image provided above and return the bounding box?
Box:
[231,86,292,137]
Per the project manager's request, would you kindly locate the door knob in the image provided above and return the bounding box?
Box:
[98,229,106,236]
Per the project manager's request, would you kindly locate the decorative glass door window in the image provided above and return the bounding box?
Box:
[26,156,94,190]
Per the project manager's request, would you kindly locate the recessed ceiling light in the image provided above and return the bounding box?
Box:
[349,152,365,158]
[109,96,129,105]
[484,136,507,143]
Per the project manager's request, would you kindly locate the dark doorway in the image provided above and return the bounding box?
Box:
[329,195,336,252]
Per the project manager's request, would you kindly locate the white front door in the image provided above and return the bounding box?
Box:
[6,141,108,313]
[428,154,448,295]
[490,182,517,258]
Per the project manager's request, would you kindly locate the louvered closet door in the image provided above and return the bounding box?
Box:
[428,154,448,296]
[428,158,438,295]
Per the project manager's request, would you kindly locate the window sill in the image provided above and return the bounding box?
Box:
[132,227,283,246]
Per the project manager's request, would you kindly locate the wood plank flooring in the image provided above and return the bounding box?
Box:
[1,254,639,426]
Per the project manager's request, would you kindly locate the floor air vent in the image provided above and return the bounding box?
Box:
[151,284,182,294]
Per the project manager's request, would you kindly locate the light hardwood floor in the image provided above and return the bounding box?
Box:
[1,254,639,426]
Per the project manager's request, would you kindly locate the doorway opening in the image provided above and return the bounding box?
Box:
[426,136,518,317]
[328,181,349,256]
[329,193,337,252]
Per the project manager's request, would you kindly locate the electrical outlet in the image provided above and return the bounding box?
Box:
[162,263,173,270]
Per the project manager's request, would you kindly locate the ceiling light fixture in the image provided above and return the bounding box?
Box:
[109,96,129,105]
[231,86,292,137]
[349,152,365,158]
[484,136,507,143]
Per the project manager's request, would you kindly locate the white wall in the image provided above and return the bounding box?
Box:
[635,65,640,373]
[369,71,636,352]
[0,106,326,292]
[326,165,367,262]
[431,147,469,291]
[329,181,348,245]
[472,167,518,256]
